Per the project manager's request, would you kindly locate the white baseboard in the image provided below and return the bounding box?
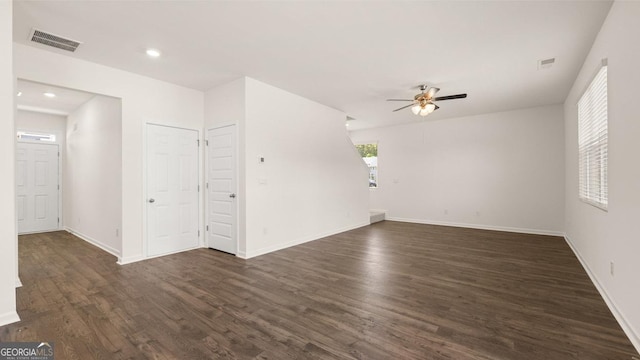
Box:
[564,235,640,354]
[386,217,565,237]
[0,311,20,327]
[117,255,145,265]
[18,228,63,235]
[15,277,22,288]
[117,245,202,265]
[243,221,369,259]
[64,227,121,258]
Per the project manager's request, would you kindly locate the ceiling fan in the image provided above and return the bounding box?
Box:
[387,85,467,117]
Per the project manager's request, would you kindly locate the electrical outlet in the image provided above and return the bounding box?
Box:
[610,261,614,276]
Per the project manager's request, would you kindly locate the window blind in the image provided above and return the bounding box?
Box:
[578,65,608,210]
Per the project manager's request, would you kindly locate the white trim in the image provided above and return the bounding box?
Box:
[144,123,201,259]
[564,235,640,354]
[17,229,62,235]
[15,277,22,288]
[65,227,121,258]
[117,255,145,265]
[0,311,20,327]
[118,245,203,265]
[16,142,62,234]
[205,124,239,255]
[16,128,65,146]
[386,217,565,237]
[241,221,369,259]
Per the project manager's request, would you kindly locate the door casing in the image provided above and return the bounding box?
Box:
[143,123,201,258]
[16,141,62,234]
[205,124,241,255]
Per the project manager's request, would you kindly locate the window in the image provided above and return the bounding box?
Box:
[578,62,608,210]
[355,143,378,188]
[16,131,56,142]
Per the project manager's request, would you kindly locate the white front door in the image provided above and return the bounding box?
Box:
[16,142,60,234]
[207,125,237,254]
[146,124,199,257]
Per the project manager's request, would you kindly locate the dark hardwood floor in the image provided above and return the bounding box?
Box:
[1,222,638,359]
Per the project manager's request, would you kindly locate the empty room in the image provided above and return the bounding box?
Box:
[1,1,639,359]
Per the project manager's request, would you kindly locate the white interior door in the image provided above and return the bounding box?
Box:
[207,125,237,254]
[16,142,60,234]
[147,124,199,257]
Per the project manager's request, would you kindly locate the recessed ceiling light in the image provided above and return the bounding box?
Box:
[43,92,56,98]
[146,49,161,58]
[16,92,22,97]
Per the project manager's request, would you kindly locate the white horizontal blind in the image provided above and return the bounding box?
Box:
[578,65,608,210]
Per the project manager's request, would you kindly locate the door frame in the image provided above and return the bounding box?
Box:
[143,122,202,260]
[16,139,62,234]
[205,123,239,255]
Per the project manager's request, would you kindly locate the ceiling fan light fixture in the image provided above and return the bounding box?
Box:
[425,103,436,113]
[388,85,467,116]
[415,102,436,116]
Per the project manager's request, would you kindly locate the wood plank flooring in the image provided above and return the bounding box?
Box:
[1,222,638,359]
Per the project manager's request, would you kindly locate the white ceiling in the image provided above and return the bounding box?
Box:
[16,79,95,115]
[13,1,612,130]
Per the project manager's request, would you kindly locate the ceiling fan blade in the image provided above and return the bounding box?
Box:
[386,99,414,102]
[433,93,467,101]
[426,87,440,99]
[434,104,440,111]
[392,103,416,112]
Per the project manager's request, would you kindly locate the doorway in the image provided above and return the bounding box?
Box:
[16,142,60,234]
[146,124,200,257]
[15,79,123,256]
[206,125,237,254]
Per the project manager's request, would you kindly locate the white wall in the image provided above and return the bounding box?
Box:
[563,1,640,350]
[14,43,204,264]
[0,0,19,326]
[16,110,67,138]
[204,78,245,129]
[204,77,369,258]
[65,95,122,256]
[243,78,369,257]
[350,104,565,235]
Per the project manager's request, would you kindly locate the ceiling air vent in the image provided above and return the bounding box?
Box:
[538,57,555,70]
[29,28,81,52]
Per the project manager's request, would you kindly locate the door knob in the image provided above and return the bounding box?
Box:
[148,198,155,203]
[229,193,236,199]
